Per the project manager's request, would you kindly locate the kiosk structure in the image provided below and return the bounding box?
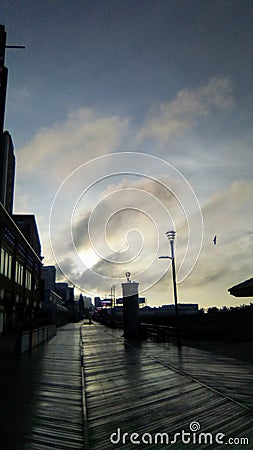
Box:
[121,272,139,338]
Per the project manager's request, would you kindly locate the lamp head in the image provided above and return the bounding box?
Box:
[125,272,131,282]
[166,230,176,241]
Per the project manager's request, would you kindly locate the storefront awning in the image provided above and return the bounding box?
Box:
[228,278,253,297]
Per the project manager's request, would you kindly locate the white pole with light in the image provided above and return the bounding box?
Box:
[159,230,180,346]
[165,230,179,320]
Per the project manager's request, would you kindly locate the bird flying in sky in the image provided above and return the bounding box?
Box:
[213,235,217,245]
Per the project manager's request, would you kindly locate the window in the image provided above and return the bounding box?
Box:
[15,260,24,285]
[0,248,12,280]
[0,248,4,275]
[8,255,12,279]
[25,270,32,290]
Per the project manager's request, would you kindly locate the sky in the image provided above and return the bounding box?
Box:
[1,0,253,309]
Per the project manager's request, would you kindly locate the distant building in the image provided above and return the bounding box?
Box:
[116,297,146,305]
[83,296,92,309]
[139,303,199,318]
[42,266,56,292]
[41,266,62,305]
[161,303,199,315]
[55,282,74,306]
[77,294,93,317]
[40,266,74,326]
[94,296,101,308]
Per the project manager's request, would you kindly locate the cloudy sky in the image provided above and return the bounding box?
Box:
[1,0,253,308]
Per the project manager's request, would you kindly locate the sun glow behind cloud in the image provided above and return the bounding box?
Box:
[13,76,253,308]
[78,250,100,270]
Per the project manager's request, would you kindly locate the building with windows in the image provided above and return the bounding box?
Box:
[0,203,42,334]
[40,266,72,326]
[41,265,56,292]
[0,25,43,336]
[55,282,74,305]
[0,131,43,336]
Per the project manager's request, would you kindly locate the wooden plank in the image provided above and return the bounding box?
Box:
[81,323,253,450]
[0,324,84,450]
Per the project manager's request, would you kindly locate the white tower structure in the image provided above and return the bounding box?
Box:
[121,272,139,338]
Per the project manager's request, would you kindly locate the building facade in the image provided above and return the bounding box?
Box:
[0,203,42,333]
[0,25,43,336]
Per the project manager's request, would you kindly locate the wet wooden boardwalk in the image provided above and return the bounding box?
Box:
[0,323,84,450]
[81,322,253,450]
[0,321,252,449]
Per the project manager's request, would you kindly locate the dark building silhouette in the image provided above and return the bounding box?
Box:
[0,25,43,337]
[0,25,7,135]
[0,26,15,214]
[55,282,74,306]
[94,296,101,307]
[12,215,41,256]
[40,266,72,326]
[0,132,15,214]
[42,265,56,292]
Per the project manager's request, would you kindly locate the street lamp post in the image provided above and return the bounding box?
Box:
[166,231,179,320]
[159,230,181,346]
[110,285,116,324]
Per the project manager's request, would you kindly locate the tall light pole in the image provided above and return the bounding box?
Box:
[110,285,116,324]
[159,230,180,346]
[165,231,179,320]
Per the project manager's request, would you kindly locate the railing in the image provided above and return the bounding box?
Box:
[140,322,202,346]
[19,324,57,354]
[0,324,57,355]
[140,323,178,342]
[140,322,244,345]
